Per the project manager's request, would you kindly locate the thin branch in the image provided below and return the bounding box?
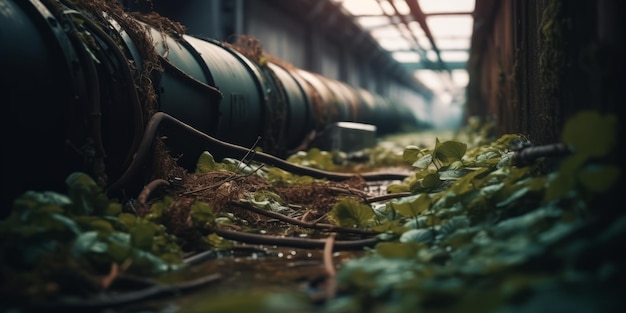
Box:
[231,200,377,235]
[323,233,337,300]
[182,164,265,196]
[327,186,369,199]
[100,263,119,289]
[35,273,221,311]
[107,112,410,195]
[213,228,378,250]
[182,173,240,195]
[135,178,170,216]
[365,192,413,203]
[239,136,261,164]
[323,233,337,277]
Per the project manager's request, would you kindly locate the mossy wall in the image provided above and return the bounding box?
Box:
[466,0,624,149]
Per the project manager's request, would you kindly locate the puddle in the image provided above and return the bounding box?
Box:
[116,245,366,312]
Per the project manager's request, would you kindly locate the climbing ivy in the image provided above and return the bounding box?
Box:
[0,173,183,304]
[0,110,621,312]
[318,110,622,312]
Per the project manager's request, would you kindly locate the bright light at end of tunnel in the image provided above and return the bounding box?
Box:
[417,0,475,14]
[425,15,474,38]
[421,69,469,130]
[334,0,476,130]
[339,0,384,16]
[392,51,420,63]
[414,69,469,92]
[451,69,469,88]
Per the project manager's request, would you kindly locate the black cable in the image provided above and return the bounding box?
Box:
[511,143,571,166]
[32,273,221,311]
[107,112,411,195]
[213,228,378,251]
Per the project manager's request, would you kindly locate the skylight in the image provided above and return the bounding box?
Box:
[425,15,474,38]
[341,0,382,15]
[418,0,475,14]
[337,0,475,94]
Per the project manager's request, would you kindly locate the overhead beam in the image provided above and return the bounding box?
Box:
[402,61,468,71]
[404,0,448,72]
[424,11,473,17]
[379,0,428,60]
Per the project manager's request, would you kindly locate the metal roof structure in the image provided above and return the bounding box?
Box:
[335,0,474,95]
[265,0,474,100]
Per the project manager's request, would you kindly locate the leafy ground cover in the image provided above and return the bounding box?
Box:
[0,111,622,313]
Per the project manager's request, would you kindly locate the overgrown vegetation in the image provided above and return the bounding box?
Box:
[0,110,622,312]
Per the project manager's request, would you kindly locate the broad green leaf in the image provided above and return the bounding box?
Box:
[106,232,132,261]
[204,232,234,249]
[75,216,114,233]
[577,164,621,193]
[387,183,410,193]
[249,190,285,205]
[544,153,587,202]
[65,172,99,194]
[264,167,316,186]
[73,231,107,256]
[391,194,431,218]
[525,176,548,191]
[223,158,258,174]
[443,228,479,248]
[12,191,70,213]
[559,153,587,176]
[421,173,442,189]
[496,186,530,207]
[372,221,409,234]
[50,213,82,235]
[411,175,446,194]
[196,151,219,173]
[475,151,502,166]
[434,139,467,164]
[375,242,422,258]
[117,213,138,229]
[128,248,171,273]
[496,133,524,147]
[413,154,433,169]
[480,182,505,198]
[399,228,435,244]
[287,147,337,171]
[65,172,116,216]
[146,195,175,221]
[403,145,423,163]
[306,148,336,170]
[544,174,576,202]
[408,179,423,193]
[445,167,486,196]
[503,166,531,184]
[65,172,100,215]
[104,202,122,216]
[191,201,215,226]
[130,222,156,250]
[329,199,375,228]
[439,169,470,180]
[449,160,464,170]
[562,111,617,158]
[248,190,288,212]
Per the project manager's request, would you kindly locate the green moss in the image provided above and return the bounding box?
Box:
[537,0,567,140]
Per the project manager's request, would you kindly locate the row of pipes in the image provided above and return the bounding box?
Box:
[1,0,421,211]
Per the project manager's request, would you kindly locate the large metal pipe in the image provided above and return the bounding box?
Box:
[1,0,421,212]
